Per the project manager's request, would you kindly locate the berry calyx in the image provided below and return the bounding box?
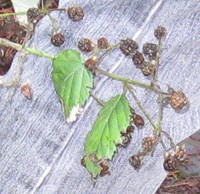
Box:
[84,56,98,73]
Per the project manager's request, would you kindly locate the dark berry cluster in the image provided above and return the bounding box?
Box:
[163,145,189,172]
[67,6,84,21]
[131,26,166,77]
[51,32,65,47]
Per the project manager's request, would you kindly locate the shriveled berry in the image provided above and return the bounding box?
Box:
[163,153,177,171]
[27,8,40,22]
[99,162,110,177]
[51,33,65,47]
[120,38,138,56]
[129,155,143,170]
[131,113,144,128]
[142,136,157,153]
[119,132,132,148]
[78,38,94,53]
[84,56,98,73]
[168,89,189,111]
[154,26,166,40]
[126,125,135,133]
[97,37,109,49]
[132,51,144,68]
[141,61,156,76]
[67,6,84,21]
[143,43,158,59]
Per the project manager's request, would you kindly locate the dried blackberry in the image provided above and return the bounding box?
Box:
[175,145,189,165]
[132,51,144,68]
[120,38,138,56]
[51,32,65,47]
[126,125,135,133]
[143,43,158,59]
[84,56,98,73]
[27,8,40,22]
[120,132,132,148]
[131,113,144,128]
[67,6,84,21]
[129,155,143,170]
[78,38,94,53]
[154,26,166,40]
[163,153,177,171]
[97,37,109,49]
[141,61,156,76]
[168,88,189,111]
[142,136,156,153]
[99,162,110,177]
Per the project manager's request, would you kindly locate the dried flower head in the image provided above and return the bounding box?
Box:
[129,155,143,170]
[168,89,189,111]
[78,38,95,53]
[175,145,189,164]
[141,61,156,76]
[154,26,166,40]
[120,38,138,56]
[120,132,132,148]
[142,136,157,153]
[67,6,84,21]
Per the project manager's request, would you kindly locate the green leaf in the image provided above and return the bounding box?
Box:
[52,49,93,118]
[83,94,131,178]
[83,156,101,178]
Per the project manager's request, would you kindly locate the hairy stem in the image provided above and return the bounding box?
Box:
[125,83,157,130]
[0,38,54,60]
[161,130,176,150]
[96,67,162,94]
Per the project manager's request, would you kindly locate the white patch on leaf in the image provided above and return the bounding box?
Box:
[66,104,83,123]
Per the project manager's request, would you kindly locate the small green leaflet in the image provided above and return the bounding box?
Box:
[52,49,93,119]
[83,94,131,178]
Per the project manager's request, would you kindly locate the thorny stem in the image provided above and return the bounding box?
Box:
[90,92,105,106]
[96,67,163,94]
[0,38,55,60]
[125,83,157,130]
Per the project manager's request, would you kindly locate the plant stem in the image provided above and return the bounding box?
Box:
[96,67,162,94]
[90,92,105,106]
[161,130,176,150]
[125,83,157,130]
[0,11,27,18]
[152,39,162,84]
[0,38,54,60]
